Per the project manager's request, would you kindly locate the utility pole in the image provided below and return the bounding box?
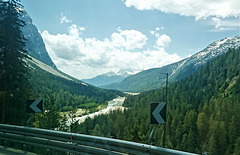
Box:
[150,73,168,147]
[163,73,168,148]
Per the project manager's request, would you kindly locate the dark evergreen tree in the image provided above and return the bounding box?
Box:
[0,0,30,124]
[33,95,61,129]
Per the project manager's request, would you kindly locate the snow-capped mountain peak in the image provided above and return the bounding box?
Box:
[116,68,139,77]
[82,68,138,87]
[191,35,240,66]
[105,72,116,77]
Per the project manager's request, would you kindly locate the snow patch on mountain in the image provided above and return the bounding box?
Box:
[193,36,240,61]
[117,68,140,76]
[171,35,240,77]
[82,68,138,87]
[104,72,116,77]
[103,69,138,77]
[170,57,190,77]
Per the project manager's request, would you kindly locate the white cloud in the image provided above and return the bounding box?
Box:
[79,27,86,31]
[209,17,240,32]
[124,0,240,33]
[41,27,85,61]
[41,25,181,79]
[68,24,85,35]
[150,27,165,37]
[124,0,240,19]
[211,17,222,29]
[111,29,148,50]
[156,34,171,47]
[60,13,72,23]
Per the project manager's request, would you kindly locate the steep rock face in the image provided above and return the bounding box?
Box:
[102,35,240,92]
[20,10,56,68]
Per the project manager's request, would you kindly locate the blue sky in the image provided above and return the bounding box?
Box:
[22,0,240,79]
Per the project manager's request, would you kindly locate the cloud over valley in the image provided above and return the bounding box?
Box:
[41,25,181,79]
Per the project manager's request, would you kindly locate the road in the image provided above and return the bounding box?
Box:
[67,97,126,125]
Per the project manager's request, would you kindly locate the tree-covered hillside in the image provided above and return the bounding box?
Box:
[101,63,178,92]
[28,58,124,112]
[75,48,240,155]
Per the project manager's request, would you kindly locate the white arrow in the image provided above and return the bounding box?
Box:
[152,103,165,123]
[30,99,42,112]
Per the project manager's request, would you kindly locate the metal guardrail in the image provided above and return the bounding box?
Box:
[0,124,198,155]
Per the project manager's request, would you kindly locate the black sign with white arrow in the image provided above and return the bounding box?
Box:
[26,99,43,113]
[150,102,166,124]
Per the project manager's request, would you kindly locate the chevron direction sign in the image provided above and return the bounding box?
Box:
[150,102,166,124]
[26,99,43,113]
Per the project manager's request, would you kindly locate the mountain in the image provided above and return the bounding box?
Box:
[78,47,240,155]
[17,9,124,111]
[20,9,56,69]
[82,69,137,87]
[27,55,124,112]
[101,35,240,92]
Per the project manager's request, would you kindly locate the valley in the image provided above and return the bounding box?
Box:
[66,96,126,125]
[1,1,239,154]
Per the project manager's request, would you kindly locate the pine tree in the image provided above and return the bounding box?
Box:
[0,0,30,124]
[196,112,208,146]
[91,124,102,136]
[33,95,61,129]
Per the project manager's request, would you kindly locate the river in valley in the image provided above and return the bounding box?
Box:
[67,96,126,125]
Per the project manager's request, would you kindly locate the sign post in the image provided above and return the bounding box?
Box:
[149,72,168,147]
[150,102,166,145]
[26,99,43,127]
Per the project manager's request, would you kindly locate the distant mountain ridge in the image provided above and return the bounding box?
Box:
[82,69,138,87]
[101,35,240,92]
[20,9,56,68]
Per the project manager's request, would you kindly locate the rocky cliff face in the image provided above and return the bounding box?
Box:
[20,10,56,68]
